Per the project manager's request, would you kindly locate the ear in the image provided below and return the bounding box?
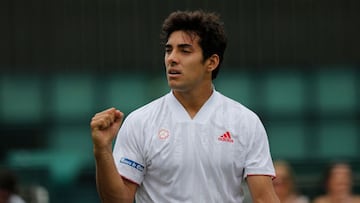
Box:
[206,54,220,72]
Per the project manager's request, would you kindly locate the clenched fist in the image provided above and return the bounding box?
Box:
[90,107,124,154]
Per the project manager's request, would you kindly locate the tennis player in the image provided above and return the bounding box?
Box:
[90,10,279,203]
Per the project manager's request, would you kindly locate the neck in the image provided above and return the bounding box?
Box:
[173,83,213,118]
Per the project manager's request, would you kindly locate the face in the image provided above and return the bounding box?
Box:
[327,164,352,195]
[164,30,215,93]
[273,163,293,198]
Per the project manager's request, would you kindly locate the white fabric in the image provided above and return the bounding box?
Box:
[113,90,275,203]
[8,194,26,203]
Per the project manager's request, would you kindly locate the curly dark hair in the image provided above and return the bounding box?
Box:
[161,10,227,80]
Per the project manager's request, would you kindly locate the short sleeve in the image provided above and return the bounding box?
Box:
[113,115,146,184]
[243,117,275,178]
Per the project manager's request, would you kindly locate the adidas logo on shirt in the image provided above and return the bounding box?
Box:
[218,131,234,143]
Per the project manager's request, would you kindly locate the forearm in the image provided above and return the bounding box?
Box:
[247,176,280,203]
[252,195,280,203]
[95,150,134,203]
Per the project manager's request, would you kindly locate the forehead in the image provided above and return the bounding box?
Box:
[331,164,351,175]
[167,30,200,45]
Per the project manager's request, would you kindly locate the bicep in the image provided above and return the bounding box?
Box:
[123,177,138,199]
[246,175,279,203]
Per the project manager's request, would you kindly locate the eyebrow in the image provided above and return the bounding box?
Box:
[165,43,193,49]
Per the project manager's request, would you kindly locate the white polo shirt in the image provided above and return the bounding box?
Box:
[113,90,275,203]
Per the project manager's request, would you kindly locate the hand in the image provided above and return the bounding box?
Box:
[90,107,124,153]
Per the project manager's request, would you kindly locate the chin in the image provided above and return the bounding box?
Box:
[168,82,179,89]
[169,84,185,92]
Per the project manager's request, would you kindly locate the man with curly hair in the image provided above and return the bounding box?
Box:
[91,10,279,203]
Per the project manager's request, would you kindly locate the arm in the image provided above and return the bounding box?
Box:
[90,108,137,203]
[247,175,280,203]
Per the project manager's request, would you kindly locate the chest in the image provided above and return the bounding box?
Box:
[143,121,247,176]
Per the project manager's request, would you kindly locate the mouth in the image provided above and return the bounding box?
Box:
[168,69,181,75]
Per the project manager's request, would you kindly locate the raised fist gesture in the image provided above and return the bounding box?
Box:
[90,107,124,153]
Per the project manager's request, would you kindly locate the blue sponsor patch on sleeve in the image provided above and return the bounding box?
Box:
[120,157,144,172]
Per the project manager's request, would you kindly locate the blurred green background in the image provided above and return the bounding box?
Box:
[1,0,359,202]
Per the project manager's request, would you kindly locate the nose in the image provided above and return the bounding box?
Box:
[165,51,179,67]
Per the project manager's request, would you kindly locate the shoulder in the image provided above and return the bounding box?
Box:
[216,92,257,115]
[294,195,310,203]
[125,94,167,121]
[117,94,168,137]
[216,91,262,124]
[8,195,26,203]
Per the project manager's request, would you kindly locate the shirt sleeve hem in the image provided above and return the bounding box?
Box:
[246,174,276,180]
[120,174,140,186]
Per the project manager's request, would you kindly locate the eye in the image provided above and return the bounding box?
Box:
[165,47,172,54]
[181,48,191,53]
